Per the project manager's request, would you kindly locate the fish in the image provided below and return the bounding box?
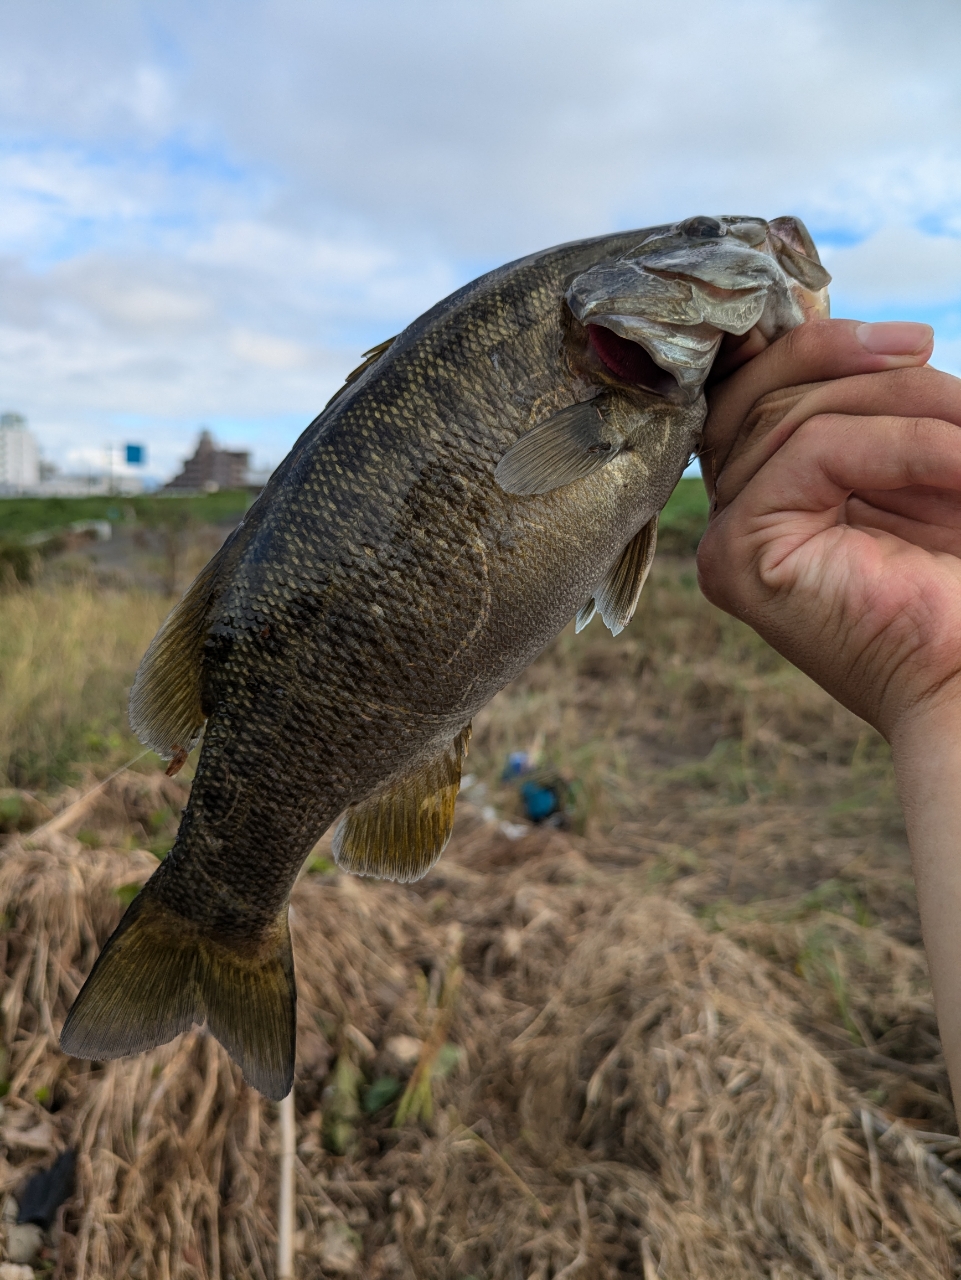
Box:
[60,214,830,1099]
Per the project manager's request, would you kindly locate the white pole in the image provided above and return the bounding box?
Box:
[277,1089,296,1279]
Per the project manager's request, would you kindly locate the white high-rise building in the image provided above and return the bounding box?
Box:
[0,413,40,493]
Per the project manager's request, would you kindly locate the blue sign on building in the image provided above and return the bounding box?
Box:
[125,444,146,466]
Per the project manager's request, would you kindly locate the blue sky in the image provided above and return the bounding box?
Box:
[2,0,960,483]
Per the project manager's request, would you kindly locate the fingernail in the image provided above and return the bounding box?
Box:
[856,321,933,355]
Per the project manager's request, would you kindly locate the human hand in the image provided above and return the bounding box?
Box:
[696,316,961,1123]
[695,318,961,749]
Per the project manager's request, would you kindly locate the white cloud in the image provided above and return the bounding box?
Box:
[825,226,961,308]
[230,329,313,370]
[80,278,213,330]
[1,0,960,476]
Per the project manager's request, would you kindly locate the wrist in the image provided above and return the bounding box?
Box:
[889,679,961,770]
[883,679,961,1124]
[887,683,961,837]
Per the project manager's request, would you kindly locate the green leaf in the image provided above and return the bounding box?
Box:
[362,1075,402,1113]
[322,1053,364,1154]
[0,794,23,827]
[432,1042,463,1079]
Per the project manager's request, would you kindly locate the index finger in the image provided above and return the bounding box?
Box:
[701,318,934,495]
[714,365,961,514]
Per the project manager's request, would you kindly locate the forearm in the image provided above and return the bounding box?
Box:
[891,702,961,1118]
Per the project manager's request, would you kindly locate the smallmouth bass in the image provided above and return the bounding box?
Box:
[61,215,830,1097]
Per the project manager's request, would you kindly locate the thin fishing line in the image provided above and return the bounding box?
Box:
[28,745,157,837]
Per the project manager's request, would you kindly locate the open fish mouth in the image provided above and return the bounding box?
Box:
[567,214,831,404]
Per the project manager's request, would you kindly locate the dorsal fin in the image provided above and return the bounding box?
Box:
[128,544,228,766]
[332,726,471,883]
[325,336,397,409]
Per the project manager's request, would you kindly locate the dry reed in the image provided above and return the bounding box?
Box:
[0,779,959,1278]
[0,556,953,1277]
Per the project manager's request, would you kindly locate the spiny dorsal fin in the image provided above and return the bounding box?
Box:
[325,335,397,409]
[128,545,227,765]
[60,879,296,1100]
[595,515,658,636]
[578,516,658,636]
[332,725,471,883]
[495,395,625,496]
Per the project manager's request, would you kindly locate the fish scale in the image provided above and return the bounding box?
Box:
[60,217,830,1097]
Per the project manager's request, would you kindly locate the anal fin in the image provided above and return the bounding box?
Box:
[332,726,471,883]
[591,515,658,637]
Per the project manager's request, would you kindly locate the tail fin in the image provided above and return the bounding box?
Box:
[60,884,296,1100]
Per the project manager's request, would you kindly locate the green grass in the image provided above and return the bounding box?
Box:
[0,490,253,541]
[657,476,710,554]
[0,480,706,552]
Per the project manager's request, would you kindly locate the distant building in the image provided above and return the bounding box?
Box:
[0,412,40,493]
[164,429,252,493]
[31,472,145,497]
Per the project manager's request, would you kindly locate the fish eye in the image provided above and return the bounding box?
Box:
[679,216,722,239]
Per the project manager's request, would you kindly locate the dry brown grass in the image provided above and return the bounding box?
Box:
[0,788,958,1278]
[0,587,170,791]
[0,556,957,1277]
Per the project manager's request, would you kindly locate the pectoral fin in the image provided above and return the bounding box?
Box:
[332,725,471,883]
[580,516,658,637]
[495,397,626,496]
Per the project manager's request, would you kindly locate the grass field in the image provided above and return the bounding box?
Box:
[1,490,958,1278]
[0,489,253,541]
[0,476,708,549]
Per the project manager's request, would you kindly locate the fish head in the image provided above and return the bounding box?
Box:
[566,214,830,405]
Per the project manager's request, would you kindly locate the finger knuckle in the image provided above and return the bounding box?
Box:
[905,415,950,462]
[776,317,834,362]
